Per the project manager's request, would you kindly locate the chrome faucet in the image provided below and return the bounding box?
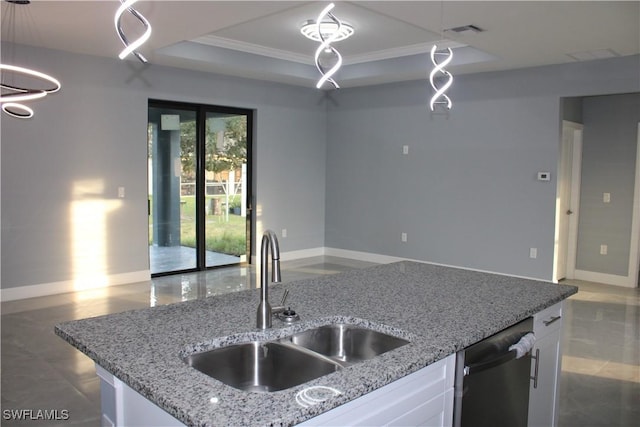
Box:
[257,230,282,329]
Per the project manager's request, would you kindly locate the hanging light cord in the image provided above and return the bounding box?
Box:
[314,3,343,89]
[114,0,152,63]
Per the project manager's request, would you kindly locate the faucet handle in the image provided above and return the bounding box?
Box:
[280,289,289,306]
[272,289,289,314]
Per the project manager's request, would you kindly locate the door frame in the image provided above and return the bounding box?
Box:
[571,121,640,288]
[554,121,583,282]
[148,99,253,276]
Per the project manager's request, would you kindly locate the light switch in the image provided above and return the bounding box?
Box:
[603,193,611,203]
[402,145,409,155]
[117,186,125,198]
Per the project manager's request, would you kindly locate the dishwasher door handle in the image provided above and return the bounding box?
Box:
[464,350,517,376]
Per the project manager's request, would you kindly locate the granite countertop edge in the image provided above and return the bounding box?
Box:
[54,261,578,427]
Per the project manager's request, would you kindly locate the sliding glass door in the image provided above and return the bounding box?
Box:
[148,100,252,275]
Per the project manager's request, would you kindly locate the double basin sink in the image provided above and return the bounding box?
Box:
[184,323,410,392]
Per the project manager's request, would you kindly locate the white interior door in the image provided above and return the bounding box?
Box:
[554,121,583,282]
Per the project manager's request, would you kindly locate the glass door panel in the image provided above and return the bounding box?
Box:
[148,106,197,274]
[204,112,248,267]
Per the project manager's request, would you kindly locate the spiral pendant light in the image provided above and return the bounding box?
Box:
[0,0,62,119]
[429,46,453,111]
[114,0,152,63]
[312,3,345,90]
[429,1,454,111]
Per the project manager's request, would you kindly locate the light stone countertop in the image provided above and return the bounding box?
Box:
[55,261,577,426]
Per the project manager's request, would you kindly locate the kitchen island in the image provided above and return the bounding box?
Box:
[55,261,577,426]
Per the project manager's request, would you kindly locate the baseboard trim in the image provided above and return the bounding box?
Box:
[1,270,151,302]
[280,247,326,261]
[324,248,550,282]
[573,269,637,288]
[324,248,404,264]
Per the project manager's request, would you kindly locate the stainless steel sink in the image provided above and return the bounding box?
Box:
[184,341,341,392]
[184,323,410,392]
[284,324,410,365]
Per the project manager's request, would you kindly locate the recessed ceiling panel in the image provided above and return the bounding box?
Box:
[199,1,442,61]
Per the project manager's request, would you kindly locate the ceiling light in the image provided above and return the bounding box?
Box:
[114,0,152,63]
[429,46,453,111]
[311,3,346,90]
[1,0,62,119]
[300,19,354,43]
[429,1,454,112]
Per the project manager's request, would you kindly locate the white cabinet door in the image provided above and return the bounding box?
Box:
[528,302,563,427]
[299,354,455,427]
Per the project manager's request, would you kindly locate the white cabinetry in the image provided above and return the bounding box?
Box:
[528,302,564,427]
[96,365,184,427]
[96,355,455,427]
[299,354,455,427]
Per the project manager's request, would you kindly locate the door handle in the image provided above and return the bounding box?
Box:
[530,348,540,389]
[566,209,573,215]
[543,315,562,326]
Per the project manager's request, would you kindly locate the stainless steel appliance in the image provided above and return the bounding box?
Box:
[453,317,534,427]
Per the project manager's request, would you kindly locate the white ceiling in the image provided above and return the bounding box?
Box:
[2,1,639,88]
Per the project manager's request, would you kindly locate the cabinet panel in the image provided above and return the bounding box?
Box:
[529,333,561,427]
[299,355,455,427]
[529,301,563,427]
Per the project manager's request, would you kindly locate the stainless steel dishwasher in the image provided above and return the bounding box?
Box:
[453,317,534,427]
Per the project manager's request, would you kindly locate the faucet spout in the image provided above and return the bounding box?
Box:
[257,230,281,329]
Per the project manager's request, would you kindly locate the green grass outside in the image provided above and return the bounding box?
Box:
[149,195,246,256]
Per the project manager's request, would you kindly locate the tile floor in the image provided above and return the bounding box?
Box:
[1,258,638,426]
[558,279,640,427]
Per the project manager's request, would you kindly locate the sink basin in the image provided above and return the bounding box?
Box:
[285,324,410,365]
[184,341,341,392]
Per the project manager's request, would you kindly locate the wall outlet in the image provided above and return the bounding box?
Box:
[401,232,407,242]
[402,145,409,155]
[282,228,287,238]
[117,186,125,198]
[600,244,607,255]
[529,248,537,259]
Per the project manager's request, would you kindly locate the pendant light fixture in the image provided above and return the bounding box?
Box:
[308,3,348,89]
[429,46,453,111]
[114,0,152,63]
[429,1,453,111]
[0,0,62,119]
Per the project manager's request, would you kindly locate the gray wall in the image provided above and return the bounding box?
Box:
[2,42,639,291]
[325,56,640,280]
[562,97,583,123]
[1,44,327,290]
[576,93,640,276]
